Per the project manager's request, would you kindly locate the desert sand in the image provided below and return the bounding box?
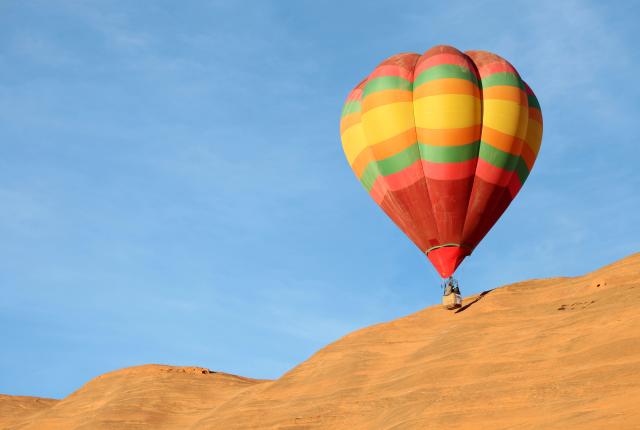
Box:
[2,253,639,429]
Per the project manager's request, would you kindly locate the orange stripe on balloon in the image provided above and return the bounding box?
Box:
[481,126,525,155]
[361,89,413,111]
[369,128,417,160]
[351,147,376,178]
[482,86,527,105]
[529,109,543,123]
[350,128,417,176]
[352,129,417,177]
[340,113,361,134]
[416,125,481,146]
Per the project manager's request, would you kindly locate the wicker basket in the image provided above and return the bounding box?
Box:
[442,293,462,310]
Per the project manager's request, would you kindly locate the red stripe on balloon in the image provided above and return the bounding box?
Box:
[414,53,473,76]
[370,179,386,204]
[422,159,477,180]
[508,175,523,198]
[477,61,518,77]
[345,80,366,102]
[368,158,478,202]
[368,160,424,203]
[384,160,424,190]
[346,90,362,103]
[474,159,513,187]
[368,64,414,80]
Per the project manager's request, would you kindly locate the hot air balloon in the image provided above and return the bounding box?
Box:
[340,45,543,301]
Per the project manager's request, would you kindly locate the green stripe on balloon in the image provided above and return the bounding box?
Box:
[358,145,420,192]
[357,142,530,193]
[371,142,480,179]
[480,72,524,89]
[515,158,530,184]
[413,64,478,88]
[527,94,541,110]
[478,143,520,171]
[419,141,480,163]
[341,101,361,117]
[359,162,380,191]
[376,145,421,176]
[362,76,412,98]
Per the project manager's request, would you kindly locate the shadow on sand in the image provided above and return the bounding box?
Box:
[455,289,494,314]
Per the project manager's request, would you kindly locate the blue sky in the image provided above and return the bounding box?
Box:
[1,0,638,399]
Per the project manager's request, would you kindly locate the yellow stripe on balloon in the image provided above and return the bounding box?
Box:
[413,94,481,129]
[361,102,415,144]
[482,99,528,139]
[341,122,369,165]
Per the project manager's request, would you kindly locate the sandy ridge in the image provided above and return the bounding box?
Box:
[2,253,639,429]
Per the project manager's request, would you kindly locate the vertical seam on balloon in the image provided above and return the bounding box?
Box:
[415,47,480,251]
[511,81,543,197]
[360,56,417,239]
[382,54,429,246]
[404,53,438,253]
[458,52,483,249]
[412,52,442,252]
[461,54,529,249]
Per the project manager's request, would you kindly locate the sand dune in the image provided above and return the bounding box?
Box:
[2,253,639,429]
[0,366,266,430]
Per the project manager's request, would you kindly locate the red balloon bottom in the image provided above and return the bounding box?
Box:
[427,246,468,278]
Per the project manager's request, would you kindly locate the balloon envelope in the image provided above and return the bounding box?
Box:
[340,45,543,278]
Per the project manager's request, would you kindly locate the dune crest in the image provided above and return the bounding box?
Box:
[2,253,639,429]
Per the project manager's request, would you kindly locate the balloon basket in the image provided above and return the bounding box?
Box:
[442,293,462,310]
